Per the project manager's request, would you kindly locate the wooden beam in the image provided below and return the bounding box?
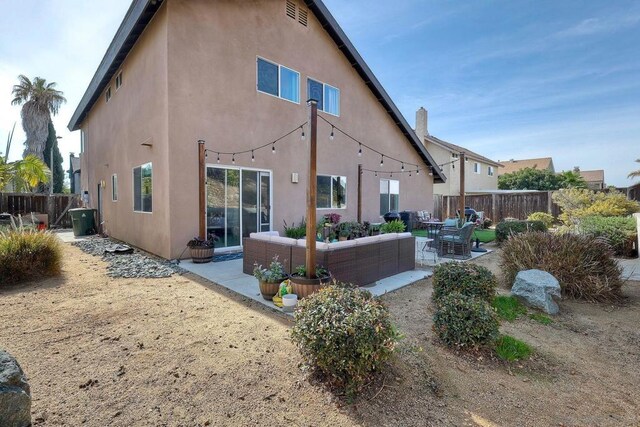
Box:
[305,100,318,279]
[198,140,206,240]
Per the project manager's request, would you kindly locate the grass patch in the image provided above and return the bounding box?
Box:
[412,228,496,243]
[495,335,532,361]
[492,295,527,322]
[529,313,553,325]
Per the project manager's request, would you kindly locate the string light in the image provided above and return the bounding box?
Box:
[329,126,334,141]
[417,169,420,175]
[232,153,235,164]
[251,150,255,162]
[358,144,362,157]
[401,162,405,171]
[217,153,220,164]
[205,151,208,158]
[272,142,276,154]
[301,126,305,140]
[375,171,377,177]
[380,155,384,167]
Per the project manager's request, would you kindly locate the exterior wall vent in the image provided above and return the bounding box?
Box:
[298,8,308,26]
[286,0,296,20]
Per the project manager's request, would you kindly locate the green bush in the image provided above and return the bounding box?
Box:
[553,188,640,224]
[492,295,527,322]
[527,212,555,228]
[578,215,637,256]
[495,220,547,243]
[495,335,532,361]
[500,232,623,302]
[432,262,497,303]
[283,218,306,239]
[433,292,499,349]
[0,230,62,284]
[380,219,406,234]
[291,285,400,396]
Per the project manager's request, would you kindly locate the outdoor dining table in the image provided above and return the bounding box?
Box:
[423,221,445,247]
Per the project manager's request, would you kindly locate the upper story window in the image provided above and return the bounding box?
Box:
[257,57,300,103]
[307,78,340,116]
[105,86,112,103]
[488,166,494,176]
[80,130,86,153]
[133,163,152,213]
[317,175,347,209]
[115,71,123,90]
[474,162,481,174]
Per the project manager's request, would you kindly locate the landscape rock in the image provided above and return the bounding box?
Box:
[0,350,31,427]
[511,269,561,315]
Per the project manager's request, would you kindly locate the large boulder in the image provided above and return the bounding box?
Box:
[0,350,31,427]
[512,269,561,315]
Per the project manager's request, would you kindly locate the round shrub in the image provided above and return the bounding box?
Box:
[578,215,637,257]
[432,262,497,303]
[500,232,623,301]
[495,220,547,243]
[527,212,555,229]
[433,292,499,349]
[291,284,400,395]
[0,230,62,285]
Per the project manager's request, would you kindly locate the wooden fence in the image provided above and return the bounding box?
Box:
[433,191,561,223]
[0,193,82,228]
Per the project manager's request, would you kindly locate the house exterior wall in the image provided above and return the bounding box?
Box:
[79,0,434,259]
[426,142,498,196]
[79,4,171,257]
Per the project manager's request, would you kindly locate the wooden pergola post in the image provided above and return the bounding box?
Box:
[305,100,318,279]
[459,152,466,224]
[357,163,362,223]
[198,140,206,240]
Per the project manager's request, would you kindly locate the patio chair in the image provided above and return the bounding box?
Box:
[437,222,476,259]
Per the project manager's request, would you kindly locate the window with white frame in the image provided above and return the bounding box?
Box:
[133,163,152,213]
[379,179,399,215]
[488,166,494,176]
[257,57,300,103]
[317,175,347,209]
[105,86,112,103]
[307,78,340,116]
[115,71,123,90]
[111,174,118,202]
[474,162,481,174]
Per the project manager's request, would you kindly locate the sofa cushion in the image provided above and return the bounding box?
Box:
[250,232,272,241]
[327,240,357,249]
[355,235,380,245]
[296,239,307,247]
[397,232,413,238]
[443,218,458,227]
[379,233,398,241]
[270,236,297,245]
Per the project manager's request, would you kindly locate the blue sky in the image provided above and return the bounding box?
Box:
[1,0,639,186]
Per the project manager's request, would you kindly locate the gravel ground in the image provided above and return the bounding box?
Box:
[72,237,185,279]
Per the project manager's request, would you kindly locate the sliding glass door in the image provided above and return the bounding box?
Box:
[206,166,271,248]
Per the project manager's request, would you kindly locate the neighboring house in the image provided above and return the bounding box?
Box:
[68,153,81,194]
[498,157,555,175]
[579,169,605,190]
[414,107,501,196]
[627,182,640,202]
[67,0,444,259]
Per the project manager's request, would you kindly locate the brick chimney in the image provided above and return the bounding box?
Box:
[415,107,428,141]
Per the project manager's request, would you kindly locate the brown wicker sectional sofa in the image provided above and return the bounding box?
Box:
[242,232,415,287]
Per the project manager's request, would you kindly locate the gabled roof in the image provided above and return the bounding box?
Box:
[498,157,554,175]
[424,134,502,167]
[67,0,445,183]
[579,169,604,183]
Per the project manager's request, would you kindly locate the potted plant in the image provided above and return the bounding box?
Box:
[187,235,217,263]
[380,219,406,234]
[289,265,331,298]
[253,257,288,300]
[338,228,350,241]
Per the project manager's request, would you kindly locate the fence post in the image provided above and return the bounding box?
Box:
[547,191,553,215]
[491,193,498,223]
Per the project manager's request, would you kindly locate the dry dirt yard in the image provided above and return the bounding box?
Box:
[1,243,639,426]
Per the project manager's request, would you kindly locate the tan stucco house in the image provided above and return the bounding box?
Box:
[579,169,605,190]
[413,108,501,196]
[498,157,555,176]
[67,0,444,259]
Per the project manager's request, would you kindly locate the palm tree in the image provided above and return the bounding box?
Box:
[0,155,50,193]
[628,159,640,180]
[11,75,66,160]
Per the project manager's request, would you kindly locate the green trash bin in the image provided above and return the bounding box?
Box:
[69,208,97,237]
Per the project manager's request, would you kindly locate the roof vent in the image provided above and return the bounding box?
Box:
[286,0,296,19]
[298,8,308,26]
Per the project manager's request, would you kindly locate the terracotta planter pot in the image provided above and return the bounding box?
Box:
[258,279,284,300]
[189,246,214,263]
[338,236,348,242]
[289,274,332,298]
